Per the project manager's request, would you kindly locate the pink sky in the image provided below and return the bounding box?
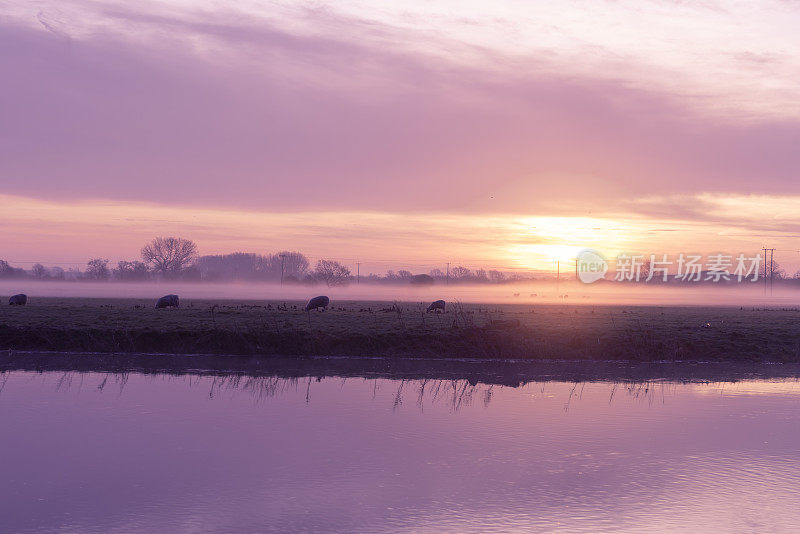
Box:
[2,1,800,273]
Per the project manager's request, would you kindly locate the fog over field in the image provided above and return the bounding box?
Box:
[2,279,799,307]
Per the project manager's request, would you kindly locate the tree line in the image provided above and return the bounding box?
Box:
[1,237,530,286]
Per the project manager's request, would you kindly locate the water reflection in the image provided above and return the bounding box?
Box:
[3,370,800,533]
[7,370,799,411]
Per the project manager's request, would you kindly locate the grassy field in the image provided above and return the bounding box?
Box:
[2,297,800,361]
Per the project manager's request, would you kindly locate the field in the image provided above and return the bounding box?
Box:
[2,296,800,362]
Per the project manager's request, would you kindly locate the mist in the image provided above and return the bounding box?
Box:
[3,279,798,307]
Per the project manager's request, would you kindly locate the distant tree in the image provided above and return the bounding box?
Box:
[488,270,506,283]
[31,263,48,279]
[113,260,150,281]
[192,251,310,282]
[474,269,488,281]
[429,268,445,279]
[50,266,65,280]
[0,260,26,278]
[312,259,351,286]
[385,270,398,281]
[397,270,413,280]
[65,267,83,281]
[451,266,472,280]
[86,258,110,280]
[768,259,787,280]
[195,253,265,281]
[268,251,310,280]
[640,258,651,281]
[410,274,434,285]
[141,237,198,276]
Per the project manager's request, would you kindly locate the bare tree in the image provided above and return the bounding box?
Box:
[86,258,110,280]
[769,259,787,280]
[312,259,351,286]
[31,263,48,279]
[113,260,150,281]
[0,260,25,278]
[451,266,472,280]
[488,270,506,282]
[266,251,310,281]
[141,237,198,276]
[50,266,65,280]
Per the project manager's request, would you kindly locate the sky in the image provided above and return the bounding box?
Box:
[2,0,800,274]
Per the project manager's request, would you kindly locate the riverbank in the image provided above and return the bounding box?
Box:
[2,297,800,362]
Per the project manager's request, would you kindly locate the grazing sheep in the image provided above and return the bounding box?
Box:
[305,295,330,312]
[156,294,179,308]
[426,299,445,313]
[8,293,27,306]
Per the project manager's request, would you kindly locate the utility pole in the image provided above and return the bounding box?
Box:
[763,248,775,296]
[279,253,286,286]
[446,262,450,285]
[356,262,360,284]
[770,248,775,296]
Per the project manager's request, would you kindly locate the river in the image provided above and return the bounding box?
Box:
[2,370,800,532]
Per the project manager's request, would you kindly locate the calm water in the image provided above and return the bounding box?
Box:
[3,372,800,533]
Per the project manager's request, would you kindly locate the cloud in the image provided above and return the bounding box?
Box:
[1,1,799,221]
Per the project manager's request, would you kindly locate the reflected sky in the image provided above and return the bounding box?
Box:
[2,372,800,532]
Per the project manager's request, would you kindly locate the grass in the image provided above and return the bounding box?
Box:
[2,297,800,361]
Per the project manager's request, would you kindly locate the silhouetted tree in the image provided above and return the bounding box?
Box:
[195,253,266,281]
[193,251,310,281]
[113,260,150,281]
[65,267,83,281]
[0,260,26,278]
[488,270,506,282]
[640,258,651,281]
[312,259,351,286]
[410,274,435,285]
[141,237,198,277]
[768,259,786,280]
[30,263,48,279]
[268,251,310,280]
[86,258,110,280]
[451,266,471,280]
[50,266,65,280]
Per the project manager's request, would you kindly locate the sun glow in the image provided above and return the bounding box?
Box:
[508,217,639,271]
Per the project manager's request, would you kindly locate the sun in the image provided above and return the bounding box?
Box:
[507,216,636,271]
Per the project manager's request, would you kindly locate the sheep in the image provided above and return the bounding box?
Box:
[156,294,179,308]
[305,295,330,312]
[8,293,27,306]
[426,299,445,313]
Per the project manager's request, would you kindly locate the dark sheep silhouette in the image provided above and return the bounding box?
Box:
[156,294,179,308]
[426,299,445,313]
[8,293,27,306]
[305,295,330,312]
